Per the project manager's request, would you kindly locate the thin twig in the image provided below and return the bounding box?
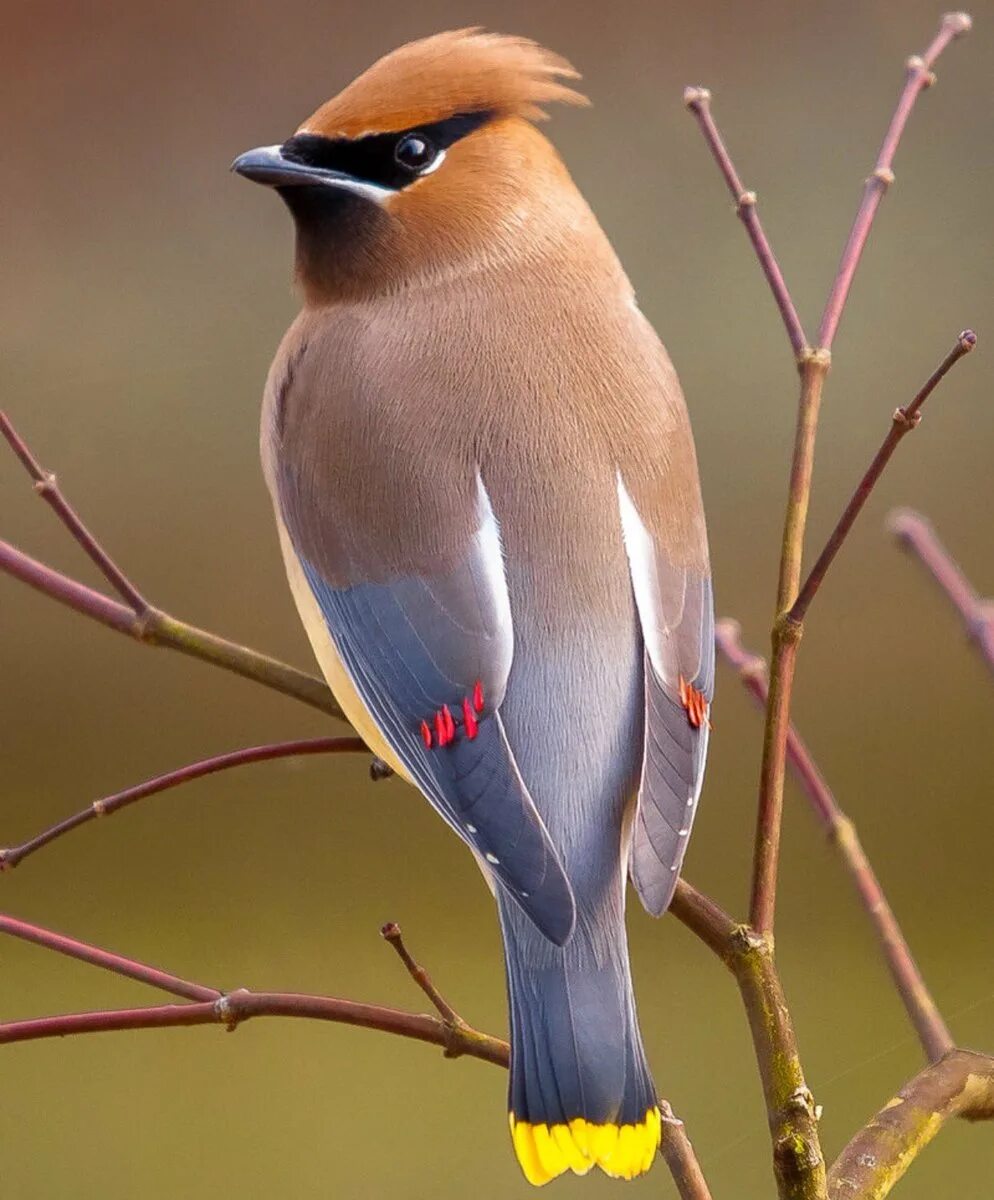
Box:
[0,411,150,614]
[2,903,718,1191]
[0,737,366,872]
[827,1049,994,1200]
[0,913,220,1002]
[659,1101,714,1200]
[716,619,955,1063]
[749,10,972,939]
[791,330,976,623]
[817,12,973,351]
[381,921,464,1027]
[0,414,345,721]
[0,536,343,718]
[888,508,994,678]
[0,536,138,633]
[683,87,809,359]
[750,350,827,937]
[0,912,508,1064]
[669,878,739,958]
[0,991,510,1065]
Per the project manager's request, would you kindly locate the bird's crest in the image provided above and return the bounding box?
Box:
[299,29,589,140]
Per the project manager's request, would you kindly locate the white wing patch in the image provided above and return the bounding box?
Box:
[617,472,682,685]
[615,470,714,916]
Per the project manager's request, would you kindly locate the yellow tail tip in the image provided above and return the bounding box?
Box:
[509,1107,661,1185]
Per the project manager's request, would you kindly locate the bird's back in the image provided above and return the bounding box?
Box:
[264,236,704,896]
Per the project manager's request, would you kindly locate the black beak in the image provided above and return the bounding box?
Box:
[231,145,324,188]
[231,145,392,207]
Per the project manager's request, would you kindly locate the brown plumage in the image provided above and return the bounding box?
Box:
[236,29,713,1185]
[299,29,588,139]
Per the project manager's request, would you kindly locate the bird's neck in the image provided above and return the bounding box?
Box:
[284,173,609,306]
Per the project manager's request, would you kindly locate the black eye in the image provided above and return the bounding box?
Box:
[394,133,436,171]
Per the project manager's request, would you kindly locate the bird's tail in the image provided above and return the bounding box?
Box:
[499,895,660,1185]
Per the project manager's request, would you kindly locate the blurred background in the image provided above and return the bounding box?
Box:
[2,1,992,1195]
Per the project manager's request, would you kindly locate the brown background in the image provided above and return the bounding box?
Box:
[2,1,992,1196]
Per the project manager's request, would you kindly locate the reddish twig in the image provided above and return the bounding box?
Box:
[791,330,977,623]
[817,12,973,351]
[1,908,711,1195]
[0,737,366,872]
[0,416,342,721]
[659,1101,715,1200]
[0,536,138,634]
[1,411,150,614]
[888,508,994,678]
[0,886,741,1057]
[747,11,971,940]
[0,911,509,1064]
[0,992,510,1064]
[381,921,464,1027]
[0,913,220,1002]
[716,619,955,1063]
[1,898,723,1189]
[748,349,827,939]
[683,87,809,359]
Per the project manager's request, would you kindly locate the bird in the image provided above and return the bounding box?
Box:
[234,29,713,1185]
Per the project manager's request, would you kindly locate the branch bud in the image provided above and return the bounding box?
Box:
[942,11,973,36]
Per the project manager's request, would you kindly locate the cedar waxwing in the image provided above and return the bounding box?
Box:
[234,29,713,1185]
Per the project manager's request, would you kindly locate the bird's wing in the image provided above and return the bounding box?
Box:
[275,453,576,946]
[617,473,714,917]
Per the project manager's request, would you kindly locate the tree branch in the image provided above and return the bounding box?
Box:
[817,12,973,351]
[888,508,994,678]
[1,908,712,1195]
[0,912,221,1002]
[671,882,825,1200]
[748,11,971,937]
[1,411,150,613]
[0,737,366,872]
[669,878,739,957]
[659,1101,714,1200]
[827,1049,994,1200]
[750,350,827,936]
[733,928,826,1200]
[0,910,509,1065]
[683,87,808,359]
[0,414,345,722]
[0,991,511,1065]
[791,331,976,623]
[716,619,954,1063]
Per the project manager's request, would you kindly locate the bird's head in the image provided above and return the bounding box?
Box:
[233,29,589,301]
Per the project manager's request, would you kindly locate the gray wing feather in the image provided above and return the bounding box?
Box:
[617,475,714,917]
[291,480,576,946]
